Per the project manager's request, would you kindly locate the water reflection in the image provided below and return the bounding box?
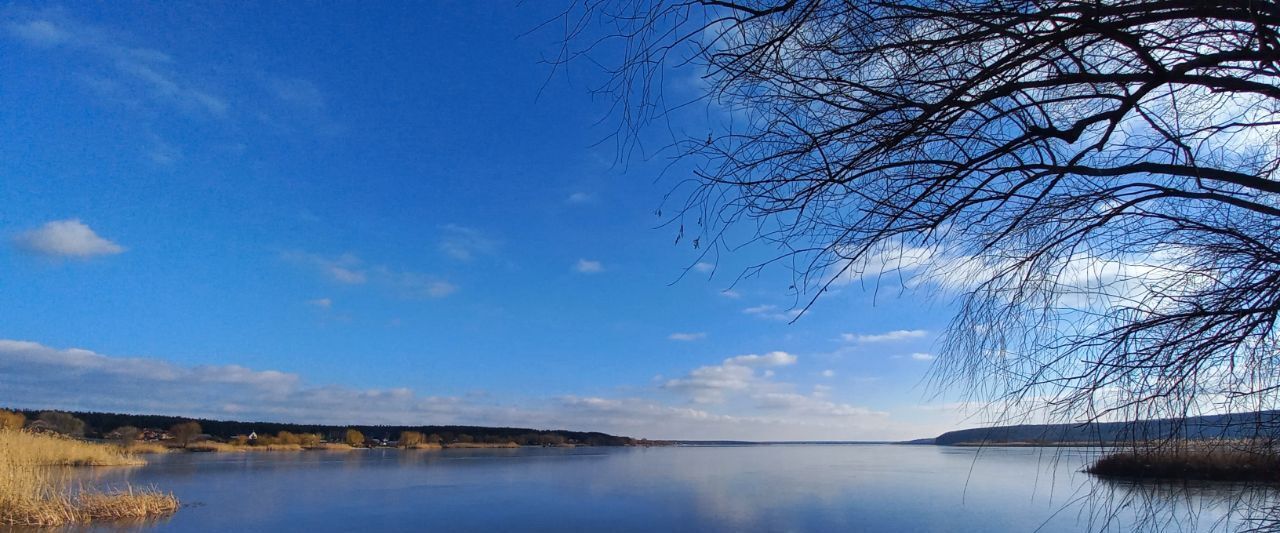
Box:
[15,445,1278,532]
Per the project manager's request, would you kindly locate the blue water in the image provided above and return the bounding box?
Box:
[45,445,1279,532]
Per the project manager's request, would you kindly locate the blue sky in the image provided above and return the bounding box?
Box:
[0,2,970,440]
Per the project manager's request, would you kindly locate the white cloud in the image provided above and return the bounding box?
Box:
[554,394,909,441]
[842,329,928,343]
[575,259,604,273]
[663,351,796,403]
[438,224,498,261]
[0,339,513,427]
[719,289,742,299]
[668,332,707,341]
[742,304,801,322]
[284,251,455,298]
[910,352,935,361]
[14,219,125,258]
[7,19,70,46]
[725,352,797,367]
[0,339,942,441]
[821,369,835,378]
[693,262,714,273]
[307,298,332,309]
[566,192,594,204]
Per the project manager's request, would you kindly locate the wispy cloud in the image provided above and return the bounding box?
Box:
[693,262,714,273]
[374,267,458,298]
[910,352,935,361]
[5,14,230,118]
[842,329,928,343]
[283,251,455,298]
[13,219,125,258]
[575,259,604,274]
[283,251,367,284]
[668,332,707,342]
[8,19,69,46]
[565,192,594,204]
[267,77,326,111]
[307,298,332,309]
[742,304,800,322]
[438,224,499,261]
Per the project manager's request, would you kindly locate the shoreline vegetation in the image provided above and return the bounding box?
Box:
[0,427,177,527]
[0,407,657,526]
[3,407,647,448]
[1087,443,1280,483]
[924,410,1280,484]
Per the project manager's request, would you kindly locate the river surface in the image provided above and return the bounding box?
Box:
[39,444,1280,532]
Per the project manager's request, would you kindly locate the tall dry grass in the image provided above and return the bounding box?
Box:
[0,430,143,467]
[187,441,309,452]
[1089,441,1280,482]
[123,442,170,454]
[0,430,178,526]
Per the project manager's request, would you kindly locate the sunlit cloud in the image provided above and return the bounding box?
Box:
[668,332,707,342]
[662,351,797,404]
[13,219,125,258]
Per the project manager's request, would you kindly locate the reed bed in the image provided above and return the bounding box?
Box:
[0,430,178,526]
[307,443,356,451]
[1088,442,1280,482]
[0,430,142,467]
[403,443,443,450]
[188,442,310,452]
[123,442,170,454]
[443,442,519,449]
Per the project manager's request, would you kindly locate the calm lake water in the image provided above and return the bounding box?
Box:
[39,445,1280,532]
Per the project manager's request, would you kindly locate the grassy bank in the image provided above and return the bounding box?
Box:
[0,430,178,526]
[1088,444,1280,482]
[186,441,356,452]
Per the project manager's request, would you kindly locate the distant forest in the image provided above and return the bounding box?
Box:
[933,410,1280,445]
[9,408,640,446]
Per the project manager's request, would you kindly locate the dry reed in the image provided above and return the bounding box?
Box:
[123,442,170,454]
[1089,442,1280,482]
[0,430,178,526]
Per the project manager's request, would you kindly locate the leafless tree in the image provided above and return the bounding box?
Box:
[169,421,202,448]
[558,0,1280,431]
[114,425,141,448]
